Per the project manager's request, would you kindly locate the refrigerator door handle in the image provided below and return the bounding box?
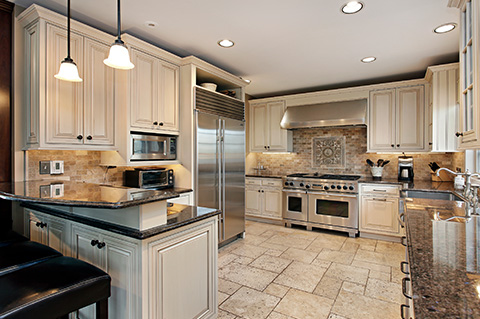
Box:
[218,118,224,241]
[221,119,226,241]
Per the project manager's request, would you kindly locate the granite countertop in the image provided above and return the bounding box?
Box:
[22,202,220,240]
[0,181,192,209]
[404,198,480,318]
[246,174,284,179]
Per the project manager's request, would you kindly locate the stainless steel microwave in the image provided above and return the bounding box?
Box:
[130,133,177,161]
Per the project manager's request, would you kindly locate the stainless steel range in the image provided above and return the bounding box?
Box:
[283,173,360,237]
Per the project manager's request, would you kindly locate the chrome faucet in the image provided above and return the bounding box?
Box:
[436,168,480,197]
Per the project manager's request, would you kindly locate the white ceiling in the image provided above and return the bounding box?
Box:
[11,0,460,98]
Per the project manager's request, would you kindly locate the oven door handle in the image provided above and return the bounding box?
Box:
[282,189,307,194]
[308,192,358,198]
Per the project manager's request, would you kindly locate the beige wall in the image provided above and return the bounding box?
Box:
[253,126,464,181]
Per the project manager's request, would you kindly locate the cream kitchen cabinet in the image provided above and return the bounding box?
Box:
[359,184,402,238]
[249,101,292,152]
[245,178,283,220]
[425,63,459,152]
[129,47,179,133]
[25,209,71,256]
[368,85,426,152]
[19,8,116,150]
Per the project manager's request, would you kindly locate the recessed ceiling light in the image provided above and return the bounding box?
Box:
[341,1,364,14]
[218,39,234,48]
[434,23,457,34]
[361,56,376,63]
[144,21,157,28]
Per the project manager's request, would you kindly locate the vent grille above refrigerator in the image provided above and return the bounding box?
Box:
[195,86,245,121]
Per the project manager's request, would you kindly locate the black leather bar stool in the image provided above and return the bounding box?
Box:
[0,256,111,319]
[0,230,27,248]
[0,241,62,275]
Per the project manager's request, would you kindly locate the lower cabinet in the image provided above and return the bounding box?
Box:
[167,191,193,205]
[23,207,218,319]
[359,184,402,237]
[245,178,283,220]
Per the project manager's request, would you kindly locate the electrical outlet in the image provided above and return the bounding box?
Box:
[51,160,64,174]
[39,161,50,175]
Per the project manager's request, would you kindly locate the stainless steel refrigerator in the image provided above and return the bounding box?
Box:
[195,110,245,244]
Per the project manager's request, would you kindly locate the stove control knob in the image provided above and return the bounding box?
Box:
[349,186,355,191]
[299,183,305,187]
[284,182,289,186]
[336,185,342,190]
[305,184,311,189]
[331,185,336,189]
[343,186,348,190]
[324,186,329,190]
[289,182,294,186]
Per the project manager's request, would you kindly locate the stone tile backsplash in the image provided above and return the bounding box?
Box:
[254,127,464,181]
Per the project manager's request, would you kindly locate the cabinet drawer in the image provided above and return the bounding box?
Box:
[361,184,400,196]
[261,179,282,187]
[246,178,262,186]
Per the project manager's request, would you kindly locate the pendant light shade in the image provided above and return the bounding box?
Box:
[55,0,82,82]
[104,0,134,70]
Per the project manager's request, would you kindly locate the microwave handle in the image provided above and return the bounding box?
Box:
[163,140,167,156]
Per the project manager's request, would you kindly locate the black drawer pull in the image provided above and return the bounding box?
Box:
[401,261,409,275]
[400,304,410,319]
[77,135,83,140]
[97,242,106,249]
[402,277,412,299]
[401,236,407,247]
[91,239,99,247]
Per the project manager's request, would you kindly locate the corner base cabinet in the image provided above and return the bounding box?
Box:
[24,207,218,319]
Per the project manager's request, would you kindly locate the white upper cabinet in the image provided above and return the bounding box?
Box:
[249,101,292,152]
[129,47,179,133]
[425,63,459,152]
[368,85,425,152]
[19,6,116,150]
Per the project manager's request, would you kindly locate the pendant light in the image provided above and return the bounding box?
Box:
[54,0,82,82]
[104,0,134,70]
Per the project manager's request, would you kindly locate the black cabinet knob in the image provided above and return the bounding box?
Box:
[159,122,164,126]
[77,135,83,140]
[261,190,264,193]
[429,142,432,145]
[455,132,463,137]
[91,239,99,247]
[264,146,267,149]
[391,144,394,147]
[86,135,92,140]
[397,144,400,147]
[258,190,261,193]
[153,121,158,125]
[36,222,41,228]
[97,242,106,249]
[267,146,270,149]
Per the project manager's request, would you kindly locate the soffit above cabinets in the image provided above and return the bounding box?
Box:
[12,0,459,97]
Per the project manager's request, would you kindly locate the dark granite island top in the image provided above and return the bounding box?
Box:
[404,198,480,318]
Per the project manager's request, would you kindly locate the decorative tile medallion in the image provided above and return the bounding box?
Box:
[313,136,345,168]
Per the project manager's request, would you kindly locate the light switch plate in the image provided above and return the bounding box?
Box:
[39,161,50,175]
[51,160,64,174]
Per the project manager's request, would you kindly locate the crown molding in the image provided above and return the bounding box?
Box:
[447,0,466,9]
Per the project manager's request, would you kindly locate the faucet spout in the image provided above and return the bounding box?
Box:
[436,167,457,176]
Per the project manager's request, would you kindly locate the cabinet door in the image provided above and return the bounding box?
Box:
[46,216,70,256]
[368,89,396,151]
[101,234,138,319]
[263,189,282,220]
[83,38,114,146]
[245,187,262,215]
[360,197,399,235]
[27,212,47,245]
[157,61,179,132]
[130,48,157,129]
[45,23,84,145]
[250,104,267,151]
[396,86,425,150]
[149,220,217,319]
[267,101,288,151]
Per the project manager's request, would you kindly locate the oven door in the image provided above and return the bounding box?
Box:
[283,189,308,221]
[308,192,358,229]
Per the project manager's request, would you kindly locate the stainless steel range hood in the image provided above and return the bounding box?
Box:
[280,99,367,129]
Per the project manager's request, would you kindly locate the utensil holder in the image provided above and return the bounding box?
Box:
[370,167,384,178]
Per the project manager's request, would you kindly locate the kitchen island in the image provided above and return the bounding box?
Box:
[0,181,220,319]
[404,197,480,318]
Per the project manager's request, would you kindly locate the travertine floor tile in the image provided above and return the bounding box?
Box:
[341,281,365,295]
[218,291,230,305]
[267,312,295,319]
[260,241,291,253]
[264,283,290,298]
[340,241,359,253]
[274,261,327,292]
[264,248,285,257]
[244,233,269,246]
[351,260,391,273]
[375,240,405,254]
[311,259,332,269]
[331,290,399,319]
[264,234,314,249]
[280,247,318,264]
[218,278,241,295]
[324,263,369,285]
[354,249,402,268]
[306,234,347,252]
[316,249,355,265]
[345,237,377,251]
[218,253,238,268]
[391,267,405,284]
[218,309,237,319]
[369,269,391,282]
[274,289,334,319]
[365,278,403,304]
[250,255,292,273]
[231,244,268,259]
[220,286,280,319]
[219,262,278,291]
[234,256,254,265]
[313,275,342,300]
[328,314,349,319]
